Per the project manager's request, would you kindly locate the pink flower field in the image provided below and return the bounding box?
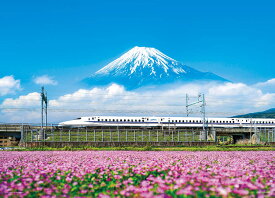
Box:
[0,151,274,197]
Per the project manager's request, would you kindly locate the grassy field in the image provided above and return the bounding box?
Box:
[7,145,275,151]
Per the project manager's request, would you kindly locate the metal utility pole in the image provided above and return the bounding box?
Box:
[185,93,207,140]
[41,86,48,129]
[186,94,190,117]
[199,94,207,140]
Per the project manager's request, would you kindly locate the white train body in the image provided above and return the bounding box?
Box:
[59,116,275,128]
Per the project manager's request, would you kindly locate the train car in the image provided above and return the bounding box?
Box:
[59,116,275,128]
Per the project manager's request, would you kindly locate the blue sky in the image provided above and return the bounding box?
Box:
[0,0,275,122]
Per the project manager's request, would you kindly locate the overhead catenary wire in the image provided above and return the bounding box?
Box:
[0,107,261,116]
[0,97,270,105]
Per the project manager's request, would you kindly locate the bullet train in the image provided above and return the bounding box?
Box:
[59,116,275,128]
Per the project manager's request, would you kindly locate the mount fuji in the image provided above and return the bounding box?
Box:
[86,46,228,89]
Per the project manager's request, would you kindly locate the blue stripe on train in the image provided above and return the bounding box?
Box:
[85,121,275,125]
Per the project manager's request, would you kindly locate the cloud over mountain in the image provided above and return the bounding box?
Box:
[1,80,274,123]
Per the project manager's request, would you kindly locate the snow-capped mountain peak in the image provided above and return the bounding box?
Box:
[96,46,181,76]
[86,46,228,90]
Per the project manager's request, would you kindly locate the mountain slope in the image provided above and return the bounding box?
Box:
[233,108,275,118]
[86,46,228,89]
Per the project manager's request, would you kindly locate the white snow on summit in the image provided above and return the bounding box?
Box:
[95,46,185,76]
[88,46,228,89]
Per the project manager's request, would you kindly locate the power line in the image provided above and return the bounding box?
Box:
[0,107,258,116]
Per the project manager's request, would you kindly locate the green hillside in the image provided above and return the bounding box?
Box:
[233,108,275,118]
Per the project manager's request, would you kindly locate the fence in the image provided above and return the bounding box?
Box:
[1,124,274,147]
[21,127,212,143]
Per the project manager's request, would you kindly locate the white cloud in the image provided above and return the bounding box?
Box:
[1,92,40,107]
[0,92,41,123]
[256,78,275,87]
[254,78,275,92]
[1,80,275,123]
[34,75,57,85]
[0,76,21,96]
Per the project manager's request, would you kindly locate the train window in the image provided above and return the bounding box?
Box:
[98,119,100,121]
[131,119,133,122]
[105,119,107,121]
[88,118,90,121]
[138,120,141,122]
